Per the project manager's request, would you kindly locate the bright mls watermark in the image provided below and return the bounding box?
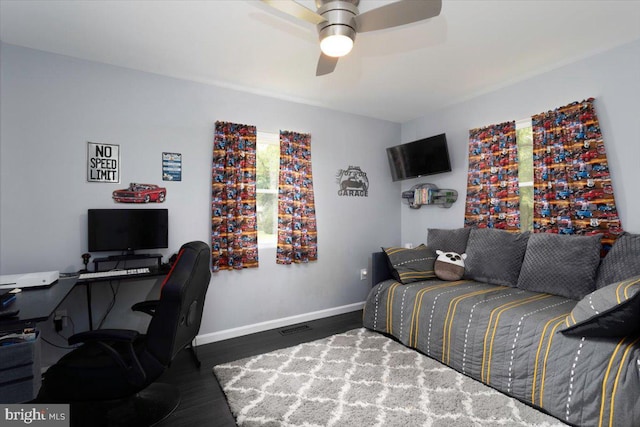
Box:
[0,405,69,426]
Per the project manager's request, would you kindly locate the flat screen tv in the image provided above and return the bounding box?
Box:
[88,209,168,253]
[386,133,451,181]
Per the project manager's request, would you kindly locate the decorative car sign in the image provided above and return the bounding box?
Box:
[113,183,166,203]
[336,166,369,197]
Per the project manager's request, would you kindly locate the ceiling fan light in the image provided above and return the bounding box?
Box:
[320,34,354,57]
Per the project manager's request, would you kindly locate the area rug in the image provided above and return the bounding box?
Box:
[213,328,566,427]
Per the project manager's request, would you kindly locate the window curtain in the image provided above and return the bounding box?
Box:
[276,131,318,264]
[531,98,622,253]
[211,121,259,271]
[464,121,520,231]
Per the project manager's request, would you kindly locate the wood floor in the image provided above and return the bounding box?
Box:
[156,310,364,427]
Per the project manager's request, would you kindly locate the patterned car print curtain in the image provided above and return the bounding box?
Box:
[531,98,622,253]
[464,121,520,231]
[211,121,259,271]
[276,131,318,264]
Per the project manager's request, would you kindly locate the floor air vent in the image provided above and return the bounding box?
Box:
[279,325,311,336]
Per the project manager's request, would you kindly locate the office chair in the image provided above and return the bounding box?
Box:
[37,241,211,426]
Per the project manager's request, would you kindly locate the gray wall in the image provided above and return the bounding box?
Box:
[3,38,638,364]
[399,39,640,245]
[0,44,401,363]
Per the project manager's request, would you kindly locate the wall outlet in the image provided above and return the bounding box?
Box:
[360,268,368,281]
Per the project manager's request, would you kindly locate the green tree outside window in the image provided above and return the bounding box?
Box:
[256,133,280,246]
[516,123,533,231]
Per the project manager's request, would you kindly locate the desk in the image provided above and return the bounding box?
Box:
[77,269,165,330]
[0,278,76,403]
[0,269,165,331]
[0,277,77,332]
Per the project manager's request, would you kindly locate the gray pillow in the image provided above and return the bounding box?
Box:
[464,228,529,287]
[427,228,471,254]
[596,232,640,289]
[382,245,437,284]
[560,275,640,337]
[517,233,602,300]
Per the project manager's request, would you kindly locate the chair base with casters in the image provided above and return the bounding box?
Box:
[36,241,212,427]
[35,330,179,426]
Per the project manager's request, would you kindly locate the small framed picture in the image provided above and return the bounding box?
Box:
[162,152,182,181]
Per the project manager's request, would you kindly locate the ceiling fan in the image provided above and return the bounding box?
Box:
[261,0,442,76]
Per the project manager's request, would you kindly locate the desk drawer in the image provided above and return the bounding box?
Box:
[0,332,41,403]
[0,377,38,404]
[0,363,34,384]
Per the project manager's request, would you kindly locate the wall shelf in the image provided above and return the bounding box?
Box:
[402,184,458,209]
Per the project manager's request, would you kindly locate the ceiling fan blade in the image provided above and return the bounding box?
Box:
[261,0,327,25]
[316,53,339,76]
[354,0,442,33]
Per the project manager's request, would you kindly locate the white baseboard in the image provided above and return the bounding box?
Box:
[194,301,365,346]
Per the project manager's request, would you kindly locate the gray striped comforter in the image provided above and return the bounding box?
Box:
[363,279,640,427]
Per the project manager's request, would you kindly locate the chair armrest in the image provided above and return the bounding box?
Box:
[68,329,139,346]
[67,329,146,387]
[131,300,159,316]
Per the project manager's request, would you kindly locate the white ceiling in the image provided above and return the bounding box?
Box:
[1,0,640,123]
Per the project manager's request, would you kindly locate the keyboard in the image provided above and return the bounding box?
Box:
[78,268,151,281]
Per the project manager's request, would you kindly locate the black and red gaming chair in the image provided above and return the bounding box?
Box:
[37,241,211,426]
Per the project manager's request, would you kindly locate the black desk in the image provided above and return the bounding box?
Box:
[0,278,76,403]
[77,269,165,330]
[0,277,77,331]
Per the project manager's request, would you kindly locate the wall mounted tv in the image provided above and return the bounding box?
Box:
[386,133,452,181]
[88,209,168,253]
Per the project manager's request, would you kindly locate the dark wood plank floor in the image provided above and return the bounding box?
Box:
[156,310,364,427]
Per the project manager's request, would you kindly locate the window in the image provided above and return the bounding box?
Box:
[516,119,533,231]
[256,132,280,247]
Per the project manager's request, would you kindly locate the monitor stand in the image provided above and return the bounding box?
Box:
[93,254,162,271]
[105,253,159,261]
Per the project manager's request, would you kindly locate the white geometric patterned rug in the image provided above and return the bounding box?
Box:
[213,328,566,427]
